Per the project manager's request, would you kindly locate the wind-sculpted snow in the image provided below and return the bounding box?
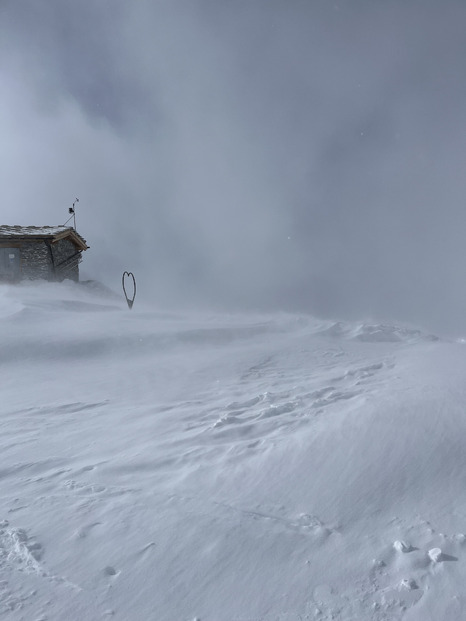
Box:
[1,282,466,620]
[320,321,439,344]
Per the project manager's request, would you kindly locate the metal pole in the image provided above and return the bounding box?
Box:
[72,198,79,229]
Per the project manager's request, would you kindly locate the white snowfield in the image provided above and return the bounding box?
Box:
[1,282,466,621]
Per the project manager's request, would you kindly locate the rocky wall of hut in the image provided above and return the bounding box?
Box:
[50,238,80,281]
[20,241,52,280]
[19,239,80,282]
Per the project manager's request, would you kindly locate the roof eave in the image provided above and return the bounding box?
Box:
[52,229,89,251]
[0,229,89,251]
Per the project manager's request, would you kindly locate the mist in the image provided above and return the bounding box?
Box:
[2,0,466,334]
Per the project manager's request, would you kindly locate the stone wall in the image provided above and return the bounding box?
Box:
[19,239,80,281]
[50,239,80,281]
[20,241,52,280]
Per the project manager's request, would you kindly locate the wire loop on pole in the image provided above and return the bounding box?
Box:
[122,271,136,309]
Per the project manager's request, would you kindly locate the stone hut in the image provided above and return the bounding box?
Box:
[0,226,89,283]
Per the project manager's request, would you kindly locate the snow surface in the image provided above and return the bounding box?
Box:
[1,281,466,620]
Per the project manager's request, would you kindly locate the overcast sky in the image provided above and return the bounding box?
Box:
[2,1,466,334]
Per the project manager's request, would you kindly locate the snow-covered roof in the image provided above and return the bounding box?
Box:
[0,225,89,250]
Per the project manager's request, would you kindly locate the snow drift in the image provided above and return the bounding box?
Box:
[1,281,466,620]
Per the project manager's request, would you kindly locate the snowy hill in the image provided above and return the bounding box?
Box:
[1,281,466,620]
